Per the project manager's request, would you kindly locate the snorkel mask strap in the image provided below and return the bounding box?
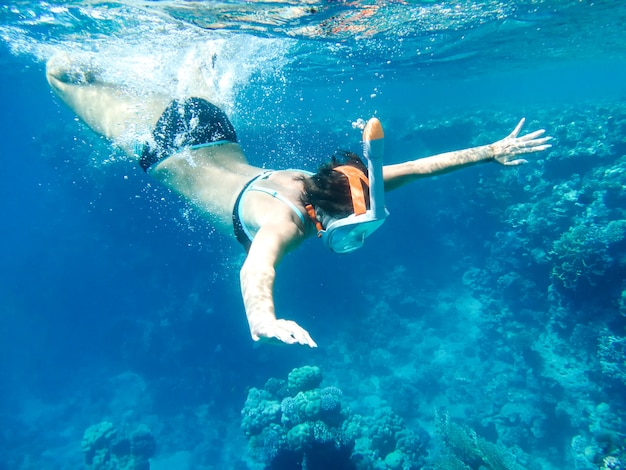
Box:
[333,165,369,216]
[305,204,324,237]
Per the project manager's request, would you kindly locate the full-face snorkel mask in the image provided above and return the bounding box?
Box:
[306,118,389,254]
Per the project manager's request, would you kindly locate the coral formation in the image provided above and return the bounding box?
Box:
[82,422,156,470]
[598,332,626,385]
[241,366,427,469]
[433,413,533,470]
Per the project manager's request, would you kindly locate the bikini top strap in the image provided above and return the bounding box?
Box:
[247,186,307,225]
[236,171,273,242]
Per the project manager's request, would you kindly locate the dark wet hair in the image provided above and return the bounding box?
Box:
[299,150,369,218]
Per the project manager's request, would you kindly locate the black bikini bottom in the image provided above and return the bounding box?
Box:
[139,97,238,172]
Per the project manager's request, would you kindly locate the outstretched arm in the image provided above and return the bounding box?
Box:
[239,224,317,348]
[383,118,552,191]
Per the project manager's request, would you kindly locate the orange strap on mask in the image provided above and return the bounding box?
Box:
[333,165,369,215]
[305,204,324,236]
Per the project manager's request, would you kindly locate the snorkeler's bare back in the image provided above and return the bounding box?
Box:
[149,144,261,230]
[152,154,312,238]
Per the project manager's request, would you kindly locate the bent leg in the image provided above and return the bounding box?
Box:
[46,53,171,157]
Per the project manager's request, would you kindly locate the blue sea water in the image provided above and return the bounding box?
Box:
[1,1,626,469]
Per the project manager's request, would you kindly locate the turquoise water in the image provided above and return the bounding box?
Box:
[1,1,626,469]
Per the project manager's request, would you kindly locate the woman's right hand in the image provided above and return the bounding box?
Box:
[251,319,318,348]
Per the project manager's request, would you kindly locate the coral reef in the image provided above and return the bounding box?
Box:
[241,365,355,468]
[569,402,626,470]
[598,331,626,385]
[432,413,534,470]
[82,422,156,470]
[241,366,427,469]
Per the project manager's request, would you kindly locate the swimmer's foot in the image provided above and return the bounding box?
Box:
[46,52,100,85]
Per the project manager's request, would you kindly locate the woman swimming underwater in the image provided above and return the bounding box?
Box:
[46,54,552,348]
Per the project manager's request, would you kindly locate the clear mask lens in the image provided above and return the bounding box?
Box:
[322,215,385,253]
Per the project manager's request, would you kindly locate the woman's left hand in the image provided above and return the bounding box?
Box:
[491,118,552,166]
